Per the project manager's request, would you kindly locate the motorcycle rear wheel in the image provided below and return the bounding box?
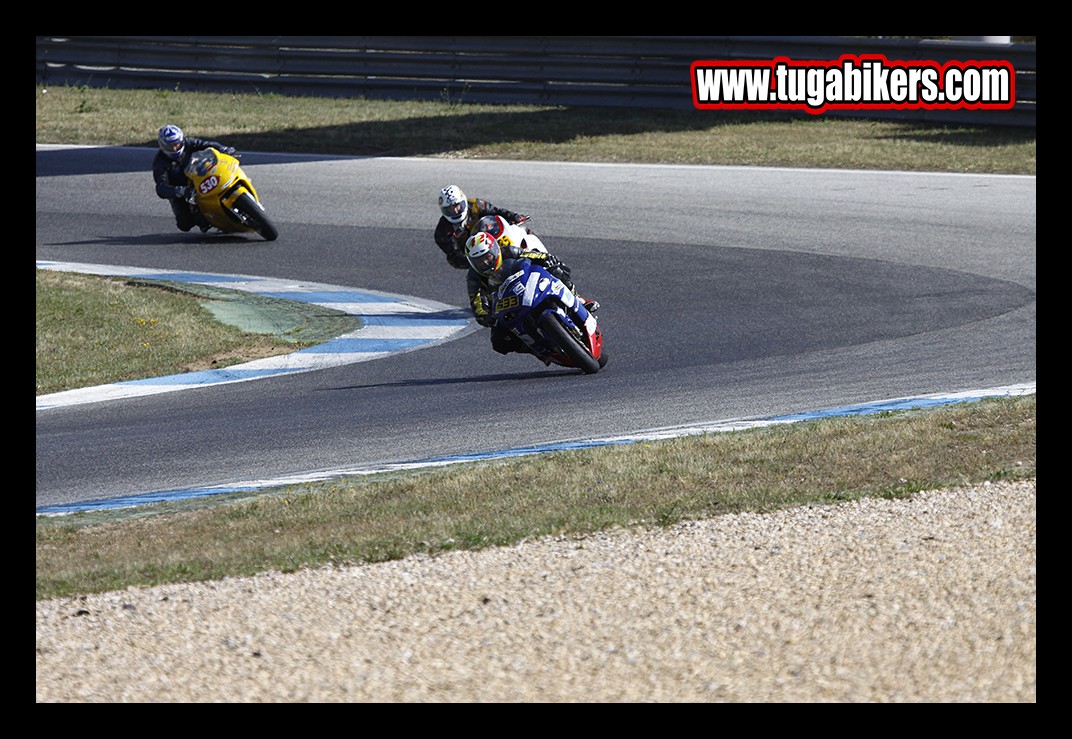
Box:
[234,192,279,241]
[538,311,601,374]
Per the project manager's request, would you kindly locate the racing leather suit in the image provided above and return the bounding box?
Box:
[434,198,527,269]
[152,136,235,231]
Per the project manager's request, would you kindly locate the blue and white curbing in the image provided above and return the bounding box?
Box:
[36,261,476,411]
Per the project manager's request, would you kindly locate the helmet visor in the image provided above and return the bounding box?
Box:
[473,250,499,274]
[442,200,466,220]
[161,139,184,160]
[470,239,502,274]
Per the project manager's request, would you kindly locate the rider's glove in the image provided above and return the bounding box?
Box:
[447,251,469,269]
[514,213,530,225]
[473,293,494,326]
[177,185,193,200]
[224,147,237,156]
[545,256,573,286]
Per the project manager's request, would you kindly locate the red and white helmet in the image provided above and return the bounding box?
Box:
[466,231,502,276]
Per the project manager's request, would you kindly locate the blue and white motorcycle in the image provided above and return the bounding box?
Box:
[490,260,606,374]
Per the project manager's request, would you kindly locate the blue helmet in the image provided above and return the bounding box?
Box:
[158,124,185,160]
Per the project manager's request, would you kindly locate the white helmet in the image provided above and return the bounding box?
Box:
[438,185,468,225]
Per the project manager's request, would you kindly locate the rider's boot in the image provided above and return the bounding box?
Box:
[190,203,212,233]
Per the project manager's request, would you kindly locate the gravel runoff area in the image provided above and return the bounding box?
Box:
[36,479,1035,703]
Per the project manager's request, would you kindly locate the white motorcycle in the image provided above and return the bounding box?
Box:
[470,214,548,254]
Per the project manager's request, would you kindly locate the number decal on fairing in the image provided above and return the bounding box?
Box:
[199,176,220,194]
[495,294,520,312]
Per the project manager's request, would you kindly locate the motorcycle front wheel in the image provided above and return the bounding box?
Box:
[234,192,279,241]
[538,311,601,374]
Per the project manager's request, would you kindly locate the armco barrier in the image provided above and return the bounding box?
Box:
[36,36,1035,128]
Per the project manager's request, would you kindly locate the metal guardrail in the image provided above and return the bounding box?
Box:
[36,36,1036,128]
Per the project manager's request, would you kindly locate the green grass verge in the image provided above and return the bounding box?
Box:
[36,394,1035,600]
[36,85,1035,175]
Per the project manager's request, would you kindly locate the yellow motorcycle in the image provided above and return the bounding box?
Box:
[184,147,278,241]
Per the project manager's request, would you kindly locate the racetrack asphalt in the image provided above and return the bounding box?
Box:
[35,260,1035,516]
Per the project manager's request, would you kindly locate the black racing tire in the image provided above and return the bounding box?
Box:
[538,311,601,374]
[234,192,279,241]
